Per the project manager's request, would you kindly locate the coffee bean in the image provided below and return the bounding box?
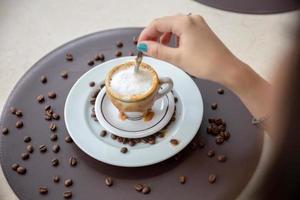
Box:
[49,123,57,132]
[93,118,98,122]
[116,41,123,48]
[40,75,47,84]
[39,144,47,153]
[88,60,94,66]
[111,134,117,140]
[91,88,100,98]
[48,91,56,99]
[38,187,48,195]
[53,175,60,183]
[1,127,9,135]
[91,112,96,118]
[174,97,178,103]
[211,103,218,110]
[44,114,51,121]
[26,144,34,153]
[149,139,156,145]
[51,158,59,167]
[115,50,122,57]
[66,53,73,61]
[128,51,135,56]
[89,98,96,105]
[64,179,73,187]
[105,177,113,187]
[128,140,136,147]
[208,118,215,123]
[52,144,60,153]
[179,176,186,184]
[61,70,68,79]
[50,133,58,141]
[89,81,95,87]
[120,147,128,154]
[158,132,165,138]
[215,118,223,126]
[99,130,107,137]
[16,120,23,129]
[36,95,45,103]
[16,166,26,175]
[215,136,224,145]
[217,88,224,95]
[142,186,151,194]
[117,137,124,143]
[44,105,51,111]
[10,106,17,114]
[11,163,19,171]
[95,53,105,61]
[170,139,179,146]
[15,110,22,117]
[69,156,77,167]
[217,155,227,162]
[23,136,31,143]
[52,113,60,120]
[218,125,226,132]
[133,36,138,45]
[223,131,230,140]
[134,184,143,192]
[65,136,73,143]
[21,152,30,160]
[134,138,141,143]
[63,191,72,199]
[208,174,217,184]
[207,150,215,157]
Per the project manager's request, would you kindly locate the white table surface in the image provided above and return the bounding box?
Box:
[0,0,299,199]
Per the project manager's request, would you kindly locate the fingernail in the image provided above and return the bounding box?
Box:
[137,43,148,52]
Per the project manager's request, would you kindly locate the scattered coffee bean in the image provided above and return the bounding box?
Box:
[63,191,72,199]
[120,147,128,154]
[116,41,123,48]
[39,144,47,153]
[89,98,96,105]
[61,70,68,79]
[133,36,138,45]
[40,75,47,84]
[53,175,60,183]
[44,105,51,111]
[52,113,60,120]
[51,158,59,167]
[50,133,58,141]
[105,177,113,187]
[11,163,19,171]
[88,60,94,66]
[208,118,215,123]
[128,140,136,147]
[215,136,224,145]
[134,184,143,192]
[44,114,51,121]
[115,50,122,57]
[93,118,98,122]
[89,81,95,87]
[211,103,218,110]
[65,136,73,143]
[38,187,48,195]
[99,130,107,137]
[158,132,165,138]
[52,144,60,153]
[174,97,178,103]
[215,118,223,126]
[16,120,23,129]
[91,88,100,98]
[170,139,179,146]
[16,166,26,175]
[10,106,17,114]
[21,152,30,160]
[15,110,22,117]
[223,131,231,140]
[64,179,73,187]
[149,139,156,145]
[48,91,56,99]
[217,88,224,95]
[36,95,45,103]
[142,186,151,194]
[208,174,217,184]
[95,53,105,61]
[128,51,135,56]
[91,112,96,118]
[49,123,57,132]
[26,144,34,153]
[1,127,9,135]
[65,53,73,61]
[217,155,227,162]
[23,136,31,143]
[179,176,186,184]
[207,150,215,157]
[111,134,117,140]
[69,156,77,167]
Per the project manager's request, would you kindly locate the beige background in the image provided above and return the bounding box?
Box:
[0,0,299,199]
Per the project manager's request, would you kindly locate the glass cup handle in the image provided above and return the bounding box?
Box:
[155,77,173,100]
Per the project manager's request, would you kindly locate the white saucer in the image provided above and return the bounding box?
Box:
[95,87,175,138]
[65,56,203,167]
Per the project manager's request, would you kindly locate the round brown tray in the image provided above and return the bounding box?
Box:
[195,0,300,14]
[0,28,263,200]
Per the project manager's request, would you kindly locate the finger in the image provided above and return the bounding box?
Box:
[160,32,172,45]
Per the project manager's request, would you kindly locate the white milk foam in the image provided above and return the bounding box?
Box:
[110,65,153,96]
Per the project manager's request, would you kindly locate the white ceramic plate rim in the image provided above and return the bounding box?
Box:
[64,56,204,167]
